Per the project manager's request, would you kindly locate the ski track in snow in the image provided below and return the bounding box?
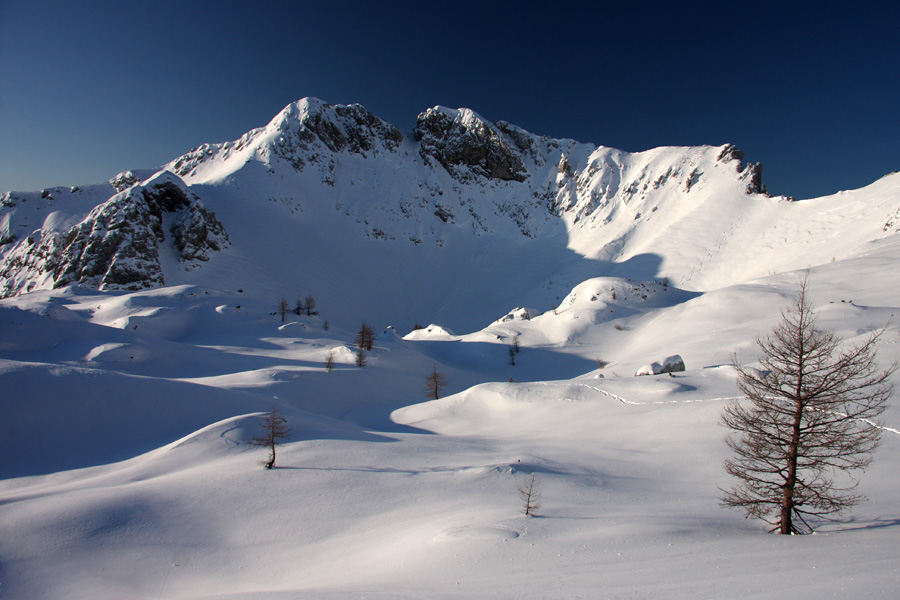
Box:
[537,379,733,406]
[679,211,746,288]
[536,381,900,438]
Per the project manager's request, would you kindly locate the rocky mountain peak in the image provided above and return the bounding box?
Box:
[414,106,530,182]
[168,98,404,181]
[716,144,767,195]
[268,97,404,157]
[0,98,786,301]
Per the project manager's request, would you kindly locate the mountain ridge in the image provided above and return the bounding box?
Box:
[3,103,900,600]
[2,98,898,332]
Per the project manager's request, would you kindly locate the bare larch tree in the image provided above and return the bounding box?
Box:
[424,363,448,400]
[278,297,290,323]
[355,321,375,351]
[250,406,292,469]
[721,276,895,534]
[355,346,367,367]
[517,472,543,517]
[304,294,317,316]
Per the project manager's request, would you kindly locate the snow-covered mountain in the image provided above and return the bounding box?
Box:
[1,97,831,332]
[2,99,900,599]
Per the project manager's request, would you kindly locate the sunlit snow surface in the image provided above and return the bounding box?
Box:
[3,253,900,598]
[2,113,900,596]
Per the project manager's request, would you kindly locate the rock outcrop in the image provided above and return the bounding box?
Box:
[414,107,529,182]
[0,172,227,296]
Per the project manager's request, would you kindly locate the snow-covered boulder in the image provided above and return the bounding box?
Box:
[403,323,456,340]
[378,325,404,342]
[635,362,663,376]
[635,355,685,376]
[660,355,685,373]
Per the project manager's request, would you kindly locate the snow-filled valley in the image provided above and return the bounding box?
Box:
[2,99,900,598]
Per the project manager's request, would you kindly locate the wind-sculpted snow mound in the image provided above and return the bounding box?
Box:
[1,243,900,598]
[403,323,457,340]
[463,277,699,348]
[0,362,261,478]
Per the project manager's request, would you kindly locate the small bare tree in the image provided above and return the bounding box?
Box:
[278,297,290,323]
[304,294,317,316]
[250,406,291,469]
[355,347,367,367]
[355,321,375,351]
[517,473,543,517]
[424,363,448,400]
[721,276,895,533]
[325,349,335,372]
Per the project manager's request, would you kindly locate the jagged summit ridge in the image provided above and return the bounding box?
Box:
[0,97,795,302]
[168,98,404,182]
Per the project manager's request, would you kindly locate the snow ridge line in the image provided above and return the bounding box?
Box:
[865,419,900,437]
[762,397,900,440]
[530,381,900,436]
[535,380,731,406]
[832,412,900,439]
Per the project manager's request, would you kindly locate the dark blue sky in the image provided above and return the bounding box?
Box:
[2,1,897,199]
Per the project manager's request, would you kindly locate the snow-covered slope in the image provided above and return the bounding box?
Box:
[2,269,899,599]
[10,97,886,333]
[2,99,900,599]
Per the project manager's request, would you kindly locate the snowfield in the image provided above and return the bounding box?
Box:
[2,100,900,598]
[3,267,899,599]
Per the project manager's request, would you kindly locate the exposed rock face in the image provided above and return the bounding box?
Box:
[109,171,142,193]
[414,107,529,182]
[0,172,228,297]
[171,99,404,178]
[716,144,745,164]
[717,144,766,195]
[266,99,404,173]
[171,145,218,178]
[302,101,404,154]
[742,162,766,195]
[170,200,227,261]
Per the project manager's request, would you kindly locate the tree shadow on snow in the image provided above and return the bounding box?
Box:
[835,516,900,532]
